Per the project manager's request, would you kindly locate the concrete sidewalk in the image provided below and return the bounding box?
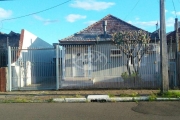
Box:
[0,89,159,95]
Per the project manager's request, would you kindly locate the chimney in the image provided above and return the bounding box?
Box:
[174,20,180,30]
[103,20,107,37]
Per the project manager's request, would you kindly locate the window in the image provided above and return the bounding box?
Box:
[110,49,121,57]
[77,53,80,56]
[146,44,157,54]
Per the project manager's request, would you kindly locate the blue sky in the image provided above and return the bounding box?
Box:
[0,0,180,44]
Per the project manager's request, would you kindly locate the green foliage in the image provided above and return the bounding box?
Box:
[131,92,139,97]
[2,98,31,103]
[121,71,139,80]
[131,71,138,77]
[119,92,139,97]
[112,30,150,45]
[119,94,130,97]
[108,93,115,98]
[121,72,129,79]
[47,98,53,103]
[149,94,157,101]
[158,91,180,98]
[75,94,84,98]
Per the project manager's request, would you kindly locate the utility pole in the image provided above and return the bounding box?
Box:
[160,0,169,92]
[175,18,179,87]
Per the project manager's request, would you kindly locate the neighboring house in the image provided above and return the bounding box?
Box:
[167,27,180,49]
[0,31,20,67]
[59,14,160,88]
[8,29,55,90]
[166,27,180,88]
[0,31,20,49]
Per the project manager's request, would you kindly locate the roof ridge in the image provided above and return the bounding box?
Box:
[107,14,148,32]
[60,15,111,41]
[59,14,150,42]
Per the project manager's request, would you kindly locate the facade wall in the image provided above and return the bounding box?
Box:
[63,44,161,83]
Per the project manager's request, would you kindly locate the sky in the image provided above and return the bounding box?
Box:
[0,0,180,45]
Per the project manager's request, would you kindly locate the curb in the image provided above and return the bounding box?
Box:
[52,96,180,103]
[156,98,180,101]
[65,98,87,103]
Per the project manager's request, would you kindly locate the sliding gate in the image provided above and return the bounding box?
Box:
[10,47,58,90]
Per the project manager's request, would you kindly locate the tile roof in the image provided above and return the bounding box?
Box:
[150,29,160,42]
[59,14,147,42]
[167,28,180,43]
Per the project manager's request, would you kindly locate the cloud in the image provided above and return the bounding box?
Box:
[33,15,59,25]
[135,17,140,21]
[128,17,175,29]
[70,0,115,11]
[128,20,158,27]
[166,17,174,27]
[66,14,86,22]
[171,11,180,16]
[84,20,96,25]
[0,8,12,19]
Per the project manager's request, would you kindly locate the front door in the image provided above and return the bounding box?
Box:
[73,47,89,77]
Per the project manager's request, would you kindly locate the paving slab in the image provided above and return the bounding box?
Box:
[65,98,87,103]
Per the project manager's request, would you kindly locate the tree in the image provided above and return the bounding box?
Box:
[112,30,151,76]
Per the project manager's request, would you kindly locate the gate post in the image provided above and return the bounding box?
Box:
[56,45,59,90]
[7,46,12,91]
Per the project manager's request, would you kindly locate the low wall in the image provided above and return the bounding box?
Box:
[0,67,7,92]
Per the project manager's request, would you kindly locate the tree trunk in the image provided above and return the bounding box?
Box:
[126,57,131,75]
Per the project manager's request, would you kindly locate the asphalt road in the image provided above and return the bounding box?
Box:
[0,102,180,120]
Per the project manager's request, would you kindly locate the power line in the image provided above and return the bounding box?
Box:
[1,0,72,22]
[0,0,71,32]
[124,0,141,20]
[172,0,177,18]
[0,0,13,1]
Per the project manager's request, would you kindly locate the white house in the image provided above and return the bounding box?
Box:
[59,14,161,89]
[11,29,55,90]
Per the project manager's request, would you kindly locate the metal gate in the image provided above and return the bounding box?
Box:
[9,47,57,90]
[169,62,177,88]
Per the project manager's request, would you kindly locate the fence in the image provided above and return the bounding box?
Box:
[167,43,179,88]
[9,47,58,90]
[60,43,161,89]
[3,42,180,91]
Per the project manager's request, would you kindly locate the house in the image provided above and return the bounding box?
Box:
[59,14,160,89]
[166,27,180,88]
[167,27,180,49]
[6,29,55,90]
[0,31,20,67]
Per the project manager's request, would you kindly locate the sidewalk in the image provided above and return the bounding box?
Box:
[0,89,160,103]
[0,89,160,95]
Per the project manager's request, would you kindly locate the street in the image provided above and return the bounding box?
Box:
[0,102,180,120]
